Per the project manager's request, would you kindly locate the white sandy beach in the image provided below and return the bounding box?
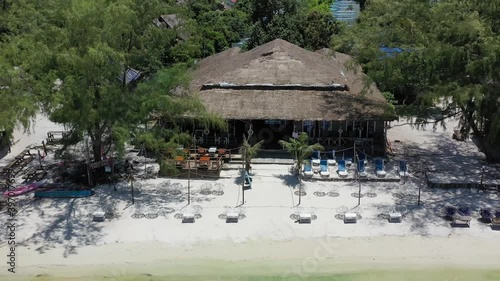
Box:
[1,115,500,280]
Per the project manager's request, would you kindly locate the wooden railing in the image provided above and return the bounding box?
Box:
[313,137,375,147]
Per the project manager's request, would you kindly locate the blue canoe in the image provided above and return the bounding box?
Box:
[34,190,95,198]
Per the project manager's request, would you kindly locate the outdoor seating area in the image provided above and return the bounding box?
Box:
[0,149,37,190]
[301,150,406,182]
[172,146,230,178]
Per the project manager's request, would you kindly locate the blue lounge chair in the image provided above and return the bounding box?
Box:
[358,152,367,164]
[399,160,409,178]
[311,150,321,170]
[320,160,330,178]
[327,150,336,166]
[345,156,352,166]
[357,160,367,177]
[375,159,387,177]
[244,171,252,189]
[303,162,314,178]
[337,160,348,177]
[458,206,472,216]
[445,205,456,217]
[480,208,493,222]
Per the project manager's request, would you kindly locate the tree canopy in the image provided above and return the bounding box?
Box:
[238,0,339,50]
[333,0,500,160]
[0,0,222,163]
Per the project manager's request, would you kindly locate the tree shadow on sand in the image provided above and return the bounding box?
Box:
[274,174,300,188]
[13,179,218,257]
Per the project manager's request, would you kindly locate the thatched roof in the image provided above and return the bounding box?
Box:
[190,39,396,121]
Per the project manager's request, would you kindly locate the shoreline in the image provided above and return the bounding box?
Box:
[3,235,500,279]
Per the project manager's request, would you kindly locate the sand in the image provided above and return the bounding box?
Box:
[1,114,500,280]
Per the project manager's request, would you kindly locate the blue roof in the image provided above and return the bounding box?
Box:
[379,47,410,59]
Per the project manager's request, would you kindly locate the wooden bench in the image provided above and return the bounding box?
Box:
[22,167,47,181]
[2,161,23,178]
[15,150,33,167]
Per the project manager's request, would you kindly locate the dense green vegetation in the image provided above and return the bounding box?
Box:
[1,0,500,161]
[333,0,500,160]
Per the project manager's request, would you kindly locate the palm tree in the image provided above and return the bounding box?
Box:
[279,132,324,177]
[239,134,264,172]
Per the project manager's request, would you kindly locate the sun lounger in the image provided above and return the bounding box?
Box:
[389,212,402,223]
[492,218,500,230]
[299,213,312,224]
[452,215,471,227]
[445,205,457,218]
[457,206,472,216]
[311,150,321,163]
[337,160,348,178]
[311,150,321,171]
[319,160,330,178]
[345,157,352,166]
[357,160,367,177]
[303,162,314,178]
[344,212,357,223]
[327,151,336,166]
[399,160,409,178]
[226,212,239,223]
[358,152,367,164]
[375,159,387,178]
[480,208,493,223]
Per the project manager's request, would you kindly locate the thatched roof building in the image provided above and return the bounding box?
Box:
[190,39,395,121]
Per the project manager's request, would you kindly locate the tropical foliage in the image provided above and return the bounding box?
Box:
[279,133,324,176]
[0,0,223,163]
[239,134,264,172]
[334,0,500,161]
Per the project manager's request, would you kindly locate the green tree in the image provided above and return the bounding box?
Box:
[302,11,338,50]
[239,134,264,172]
[333,0,500,161]
[279,132,323,177]
[239,0,338,50]
[1,0,216,163]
